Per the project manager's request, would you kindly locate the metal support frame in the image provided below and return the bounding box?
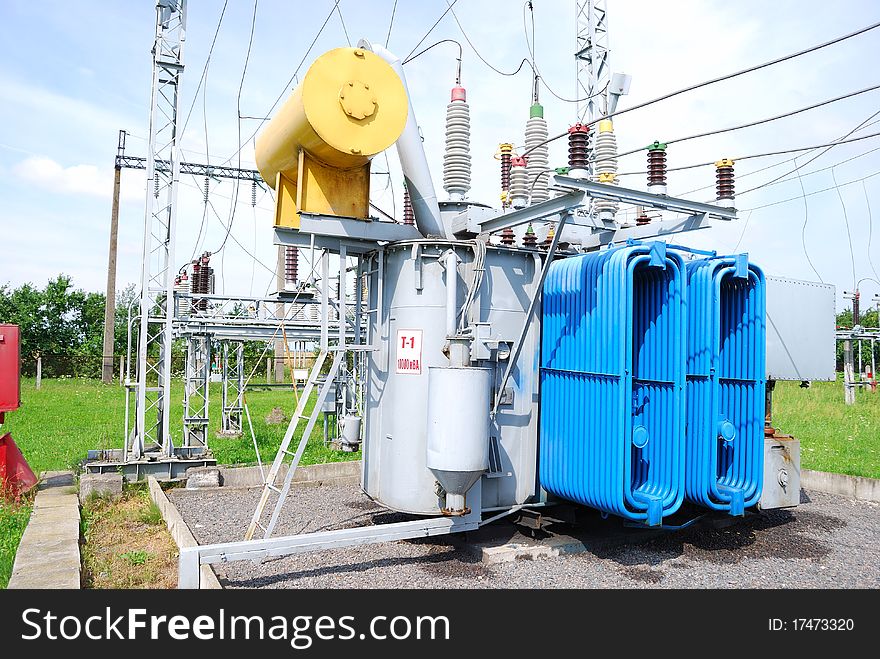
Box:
[552,175,738,220]
[180,507,480,588]
[220,340,244,435]
[132,0,186,460]
[183,334,210,447]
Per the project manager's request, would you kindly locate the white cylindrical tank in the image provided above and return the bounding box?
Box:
[425,366,491,513]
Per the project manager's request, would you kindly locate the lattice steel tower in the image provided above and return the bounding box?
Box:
[575,0,610,122]
[132,0,187,459]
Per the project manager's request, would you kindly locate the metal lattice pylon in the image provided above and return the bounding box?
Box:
[575,0,610,123]
[183,334,211,446]
[132,0,187,459]
[221,341,245,434]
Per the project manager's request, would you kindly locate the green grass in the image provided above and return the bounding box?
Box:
[1,377,359,588]
[774,378,880,479]
[0,501,32,589]
[3,377,359,474]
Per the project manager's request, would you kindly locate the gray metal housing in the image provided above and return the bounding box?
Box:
[765,276,836,381]
[363,240,542,514]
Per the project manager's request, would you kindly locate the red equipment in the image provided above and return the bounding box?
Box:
[0,325,36,497]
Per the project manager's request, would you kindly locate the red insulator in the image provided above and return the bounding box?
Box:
[715,159,735,200]
[636,212,651,226]
[567,124,589,170]
[284,246,298,284]
[647,141,667,189]
[402,185,415,226]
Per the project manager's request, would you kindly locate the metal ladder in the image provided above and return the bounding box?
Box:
[245,348,344,540]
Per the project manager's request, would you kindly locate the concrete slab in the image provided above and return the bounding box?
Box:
[218,460,361,488]
[79,472,123,504]
[8,471,81,589]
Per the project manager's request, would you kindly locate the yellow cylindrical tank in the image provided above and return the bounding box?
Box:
[255,46,408,189]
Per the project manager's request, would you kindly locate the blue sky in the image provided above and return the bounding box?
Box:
[1,0,879,311]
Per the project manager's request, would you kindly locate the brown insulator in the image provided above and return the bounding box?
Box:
[567,124,589,170]
[499,143,514,208]
[500,227,515,246]
[647,141,667,190]
[542,223,556,248]
[284,246,298,285]
[715,158,735,201]
[522,223,537,247]
[636,213,651,226]
[402,183,415,226]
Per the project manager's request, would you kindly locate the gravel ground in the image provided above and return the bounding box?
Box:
[169,485,880,589]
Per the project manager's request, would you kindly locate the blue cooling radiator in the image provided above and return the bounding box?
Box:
[683,254,766,515]
[539,242,686,526]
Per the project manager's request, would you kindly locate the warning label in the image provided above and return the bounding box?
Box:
[396,329,423,375]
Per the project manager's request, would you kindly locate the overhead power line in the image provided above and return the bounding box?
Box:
[219,0,343,167]
[404,0,459,62]
[615,83,880,160]
[214,0,260,258]
[741,168,880,211]
[521,18,880,156]
[617,130,880,176]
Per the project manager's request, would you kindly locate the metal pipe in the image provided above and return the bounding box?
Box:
[443,250,458,338]
[359,39,446,238]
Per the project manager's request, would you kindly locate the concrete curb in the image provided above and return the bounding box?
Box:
[8,471,81,589]
[147,477,222,589]
[802,469,880,503]
[218,460,361,488]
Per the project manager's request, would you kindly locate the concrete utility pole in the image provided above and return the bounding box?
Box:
[101,130,126,384]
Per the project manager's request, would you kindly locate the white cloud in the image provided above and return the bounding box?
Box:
[12,156,144,203]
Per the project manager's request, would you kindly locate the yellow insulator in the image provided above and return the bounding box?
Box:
[255,47,408,228]
[715,158,735,168]
[597,119,614,133]
[598,172,616,183]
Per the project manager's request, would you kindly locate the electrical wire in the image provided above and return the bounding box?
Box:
[741,168,880,211]
[335,1,351,46]
[404,0,459,62]
[522,0,595,104]
[863,181,880,284]
[731,210,753,253]
[617,131,880,177]
[179,0,229,139]
[614,83,880,161]
[674,110,880,198]
[385,0,398,47]
[404,38,464,66]
[218,0,342,167]
[832,167,858,289]
[213,0,259,256]
[737,108,880,197]
[794,157,824,283]
[521,19,880,157]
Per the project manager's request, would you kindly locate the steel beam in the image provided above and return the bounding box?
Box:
[551,175,738,220]
[179,511,480,588]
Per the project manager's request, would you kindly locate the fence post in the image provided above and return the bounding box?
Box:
[266,357,272,384]
[35,355,42,389]
[119,355,125,386]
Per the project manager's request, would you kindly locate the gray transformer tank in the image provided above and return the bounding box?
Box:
[362,240,542,515]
